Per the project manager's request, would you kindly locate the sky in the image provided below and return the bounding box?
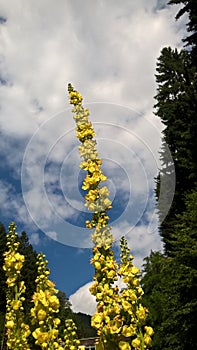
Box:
[0,0,187,315]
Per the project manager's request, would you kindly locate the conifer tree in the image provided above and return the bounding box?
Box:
[18,231,38,315]
[141,2,197,348]
[154,46,197,253]
[168,0,197,62]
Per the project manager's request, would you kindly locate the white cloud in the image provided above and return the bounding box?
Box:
[29,232,40,246]
[46,230,58,240]
[0,1,187,132]
[69,282,96,316]
[69,276,128,316]
[0,179,33,227]
[0,1,183,250]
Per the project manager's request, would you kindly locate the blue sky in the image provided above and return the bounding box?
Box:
[0,0,186,314]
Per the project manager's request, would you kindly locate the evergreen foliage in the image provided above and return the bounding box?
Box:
[56,291,73,339]
[141,242,197,350]
[18,231,38,315]
[141,1,197,349]
[168,0,197,61]
[154,46,197,252]
[73,313,97,339]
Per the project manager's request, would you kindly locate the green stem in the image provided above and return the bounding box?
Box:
[139,327,144,350]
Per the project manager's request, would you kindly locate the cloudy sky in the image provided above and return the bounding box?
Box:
[0,0,186,315]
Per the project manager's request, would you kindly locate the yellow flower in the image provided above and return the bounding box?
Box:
[131,266,140,275]
[137,287,144,297]
[122,300,131,312]
[12,300,21,310]
[53,318,61,326]
[6,320,15,328]
[91,313,103,328]
[68,89,83,105]
[144,334,152,346]
[89,282,98,294]
[106,269,116,279]
[48,328,58,340]
[15,252,25,262]
[85,189,99,202]
[136,305,146,321]
[132,278,139,286]
[119,341,131,350]
[131,337,141,349]
[33,329,49,343]
[6,277,16,287]
[49,295,59,310]
[94,261,101,270]
[37,309,47,321]
[108,319,122,334]
[122,325,136,337]
[144,326,154,336]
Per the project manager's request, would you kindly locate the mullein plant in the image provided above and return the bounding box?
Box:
[30,252,62,350]
[68,84,154,350]
[3,223,80,350]
[3,222,31,350]
[63,318,80,350]
[118,237,154,350]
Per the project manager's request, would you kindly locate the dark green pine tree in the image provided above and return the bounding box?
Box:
[142,190,197,350]
[56,290,73,339]
[141,3,197,349]
[18,231,38,314]
[168,0,197,62]
[166,189,197,350]
[154,46,197,253]
[141,251,168,349]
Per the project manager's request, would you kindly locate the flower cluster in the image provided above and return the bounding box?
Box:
[63,319,80,349]
[31,252,61,349]
[68,84,154,350]
[3,222,31,350]
[68,84,121,349]
[68,83,113,248]
[118,237,154,349]
[90,238,154,350]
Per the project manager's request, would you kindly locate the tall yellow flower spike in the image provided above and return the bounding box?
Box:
[63,319,80,349]
[68,84,154,350]
[31,252,61,349]
[3,222,31,350]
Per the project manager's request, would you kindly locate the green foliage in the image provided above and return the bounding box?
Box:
[56,291,73,339]
[155,47,197,188]
[141,252,166,325]
[0,312,6,350]
[18,231,38,315]
[142,2,197,348]
[141,238,197,350]
[168,0,197,61]
[154,46,197,253]
[73,312,97,339]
